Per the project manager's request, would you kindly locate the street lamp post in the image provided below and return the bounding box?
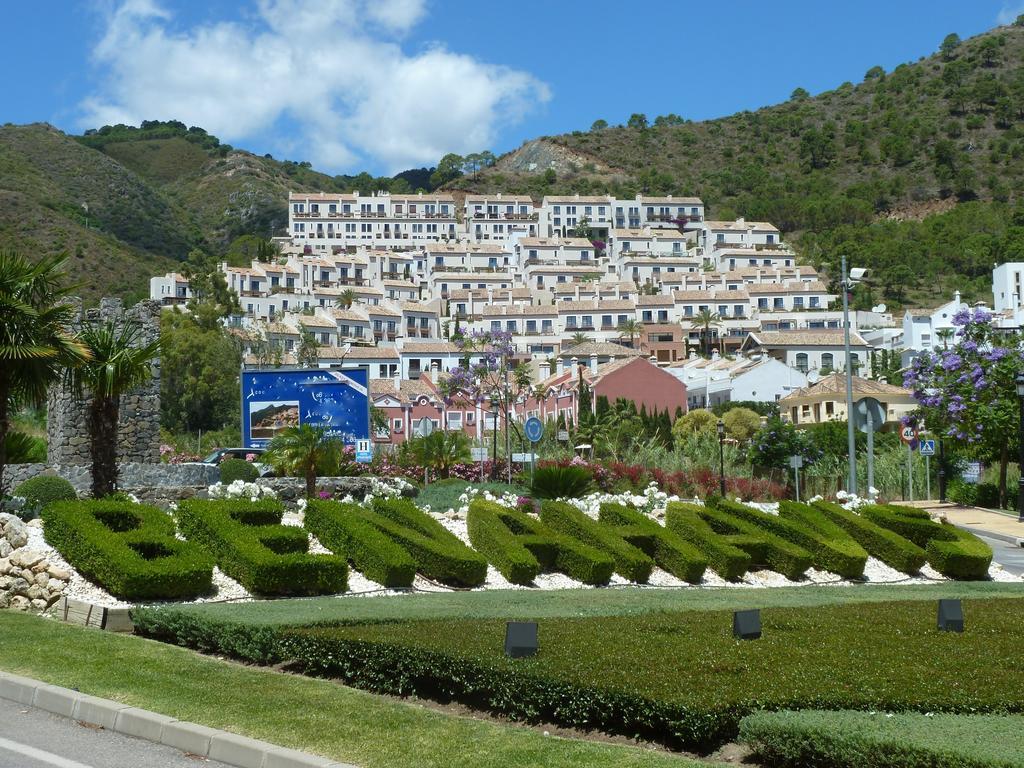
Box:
[491,394,500,482]
[1016,373,1024,522]
[717,419,726,496]
[840,255,868,496]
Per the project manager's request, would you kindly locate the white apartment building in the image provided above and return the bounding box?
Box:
[150,273,192,306]
[540,195,615,239]
[615,195,705,230]
[464,194,538,244]
[993,262,1024,312]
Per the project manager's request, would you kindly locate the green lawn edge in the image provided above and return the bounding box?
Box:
[157,581,1024,627]
[0,612,710,768]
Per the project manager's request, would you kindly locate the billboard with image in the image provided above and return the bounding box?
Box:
[241,366,370,449]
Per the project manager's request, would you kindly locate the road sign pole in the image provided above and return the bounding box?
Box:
[794,463,800,503]
[925,454,931,501]
[866,408,875,498]
[907,443,914,503]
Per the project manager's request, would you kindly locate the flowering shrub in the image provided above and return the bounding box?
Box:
[160,444,201,464]
[207,480,277,501]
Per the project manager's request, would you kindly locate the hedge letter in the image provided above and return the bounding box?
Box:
[597,502,708,582]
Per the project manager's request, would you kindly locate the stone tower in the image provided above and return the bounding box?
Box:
[47,298,162,466]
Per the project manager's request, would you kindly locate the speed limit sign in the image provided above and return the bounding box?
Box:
[900,425,918,444]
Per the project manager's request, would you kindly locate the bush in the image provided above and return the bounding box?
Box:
[415,479,525,514]
[362,498,486,587]
[42,500,213,600]
[466,499,614,585]
[133,605,282,664]
[539,500,654,582]
[305,500,416,587]
[14,475,76,517]
[812,500,927,574]
[529,465,593,499]
[664,502,752,580]
[947,479,978,507]
[176,499,347,595]
[721,499,869,579]
[219,458,258,484]
[597,503,708,582]
[974,482,1001,510]
[739,709,1024,768]
[702,499,814,580]
[860,504,992,579]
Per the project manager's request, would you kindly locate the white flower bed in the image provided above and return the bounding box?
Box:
[20,486,1024,609]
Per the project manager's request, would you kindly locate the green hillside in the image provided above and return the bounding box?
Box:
[453,22,1024,308]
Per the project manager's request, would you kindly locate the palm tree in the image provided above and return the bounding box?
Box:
[339,289,356,310]
[936,328,954,349]
[404,431,470,478]
[298,330,319,367]
[265,424,342,498]
[570,331,592,346]
[0,252,90,495]
[71,320,160,498]
[693,309,722,357]
[618,319,644,349]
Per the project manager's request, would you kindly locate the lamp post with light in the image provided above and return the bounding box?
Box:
[491,393,500,481]
[717,419,726,496]
[840,255,868,495]
[1017,373,1024,522]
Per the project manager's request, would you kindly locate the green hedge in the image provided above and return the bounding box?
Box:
[176,499,347,596]
[42,501,213,600]
[598,503,708,583]
[539,500,654,582]
[364,498,487,587]
[718,499,868,579]
[304,500,417,587]
[699,501,813,580]
[812,501,928,574]
[664,502,752,581]
[860,505,992,579]
[219,458,258,484]
[739,709,1024,768]
[466,499,614,585]
[15,475,76,510]
[132,605,282,664]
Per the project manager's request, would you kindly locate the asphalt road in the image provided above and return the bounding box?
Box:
[0,697,232,768]
[980,534,1024,576]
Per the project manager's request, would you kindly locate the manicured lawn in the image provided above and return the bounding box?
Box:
[158,581,1024,627]
[739,709,1024,768]
[0,611,710,768]
[280,598,1024,748]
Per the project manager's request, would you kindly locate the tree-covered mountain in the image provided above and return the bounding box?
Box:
[3,22,1024,308]
[451,21,1024,308]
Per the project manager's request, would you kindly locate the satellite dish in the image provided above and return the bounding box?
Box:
[807,370,820,384]
[871,303,887,313]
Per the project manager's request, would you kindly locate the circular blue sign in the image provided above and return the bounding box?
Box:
[524,416,544,443]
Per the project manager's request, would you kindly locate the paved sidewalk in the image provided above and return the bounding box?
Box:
[896,501,1024,546]
[0,670,356,768]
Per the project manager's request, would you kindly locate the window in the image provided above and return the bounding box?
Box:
[795,353,809,373]
[766,234,775,244]
[716,233,725,243]
[821,352,834,372]
[447,412,463,430]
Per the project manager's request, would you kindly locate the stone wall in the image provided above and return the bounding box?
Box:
[47,298,162,466]
[2,463,219,498]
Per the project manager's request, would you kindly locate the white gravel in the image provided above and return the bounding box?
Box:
[17,500,1024,609]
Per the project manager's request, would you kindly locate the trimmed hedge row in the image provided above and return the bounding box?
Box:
[42,501,213,600]
[598,503,708,583]
[176,499,347,596]
[861,505,992,579]
[712,498,868,579]
[132,605,282,664]
[664,502,753,580]
[739,709,1024,768]
[466,499,614,585]
[812,501,928,574]
[304,500,417,587]
[539,500,654,582]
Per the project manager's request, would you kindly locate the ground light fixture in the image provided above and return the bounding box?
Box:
[733,609,761,640]
[1017,372,1024,522]
[504,621,539,658]
[937,599,964,633]
[717,419,726,496]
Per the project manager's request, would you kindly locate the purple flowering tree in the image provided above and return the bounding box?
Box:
[437,329,533,442]
[903,307,1024,506]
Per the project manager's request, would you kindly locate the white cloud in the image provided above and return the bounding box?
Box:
[996,3,1024,25]
[80,0,549,172]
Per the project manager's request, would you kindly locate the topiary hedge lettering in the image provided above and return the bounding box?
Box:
[697,501,813,580]
[42,500,213,600]
[597,502,708,583]
[664,502,753,581]
[811,500,928,574]
[539,500,654,582]
[860,504,992,579]
[713,498,868,579]
[466,499,614,585]
[176,499,347,596]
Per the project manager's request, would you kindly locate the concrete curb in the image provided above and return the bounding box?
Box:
[959,525,1024,548]
[0,670,355,768]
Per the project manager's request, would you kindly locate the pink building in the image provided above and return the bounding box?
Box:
[370,375,486,446]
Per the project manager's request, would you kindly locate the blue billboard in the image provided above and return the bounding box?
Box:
[241,366,371,449]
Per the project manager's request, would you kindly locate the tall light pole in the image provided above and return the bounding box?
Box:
[841,255,868,495]
[717,419,726,496]
[1016,373,1024,522]
[491,393,500,482]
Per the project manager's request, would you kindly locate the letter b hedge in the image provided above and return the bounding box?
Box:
[42,500,214,600]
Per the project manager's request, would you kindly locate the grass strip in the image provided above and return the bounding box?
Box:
[0,612,708,768]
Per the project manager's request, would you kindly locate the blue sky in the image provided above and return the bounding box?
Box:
[1,1,1021,175]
